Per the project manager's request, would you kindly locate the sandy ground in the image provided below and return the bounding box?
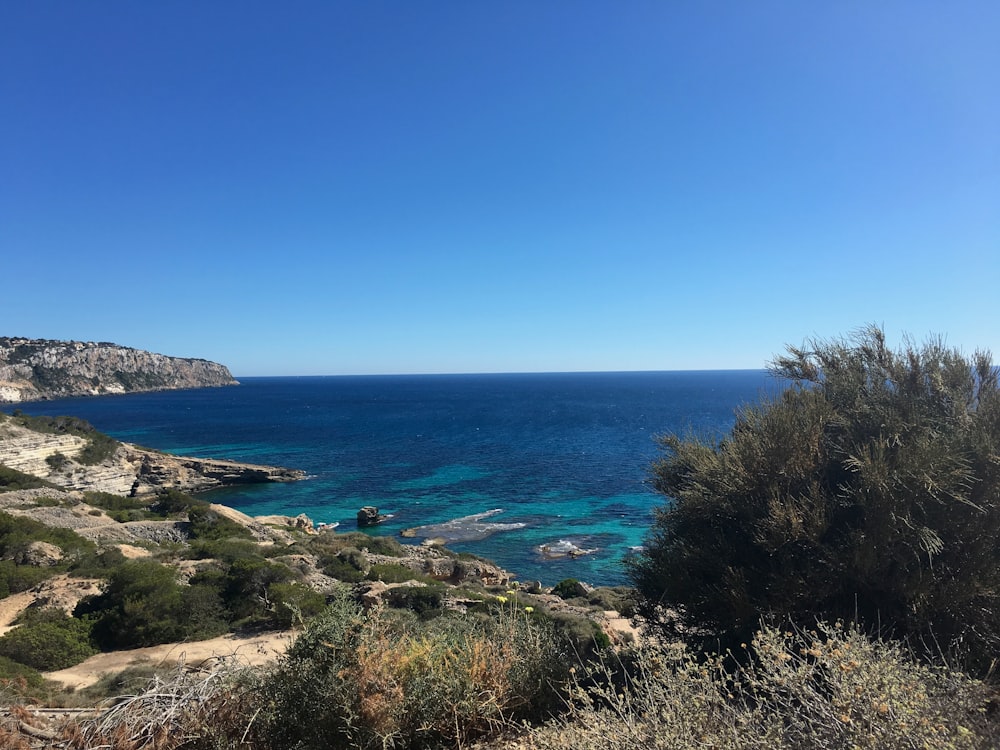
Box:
[44,630,295,690]
[0,590,38,636]
[602,610,642,645]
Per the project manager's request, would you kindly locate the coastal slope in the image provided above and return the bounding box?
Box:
[0,337,238,403]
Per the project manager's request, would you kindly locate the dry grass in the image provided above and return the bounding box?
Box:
[514,621,999,750]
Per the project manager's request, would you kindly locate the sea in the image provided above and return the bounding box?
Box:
[11,371,782,587]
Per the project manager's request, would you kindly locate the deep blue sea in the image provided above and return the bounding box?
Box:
[12,371,780,586]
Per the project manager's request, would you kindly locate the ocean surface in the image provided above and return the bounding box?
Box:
[13,371,781,586]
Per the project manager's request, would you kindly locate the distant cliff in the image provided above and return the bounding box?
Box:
[0,337,239,402]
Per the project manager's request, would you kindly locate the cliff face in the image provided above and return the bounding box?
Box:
[0,337,239,402]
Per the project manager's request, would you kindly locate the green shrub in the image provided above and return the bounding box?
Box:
[552,578,585,600]
[151,488,204,516]
[216,592,573,749]
[0,560,55,598]
[187,538,263,562]
[222,558,293,622]
[82,491,155,522]
[318,547,369,582]
[0,654,47,694]
[629,327,1000,674]
[30,496,66,508]
[187,505,254,541]
[77,432,119,465]
[76,560,187,650]
[0,608,96,671]
[267,582,326,629]
[385,584,446,618]
[0,511,95,564]
[0,465,55,492]
[314,531,405,557]
[587,586,636,617]
[68,547,128,579]
[178,584,229,639]
[83,491,148,512]
[45,452,69,470]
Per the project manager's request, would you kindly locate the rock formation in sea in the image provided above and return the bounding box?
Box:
[0,336,239,402]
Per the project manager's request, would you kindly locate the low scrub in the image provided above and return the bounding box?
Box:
[0,465,57,492]
[193,591,573,749]
[524,621,999,750]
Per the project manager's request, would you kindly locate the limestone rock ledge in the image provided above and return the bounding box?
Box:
[0,414,304,496]
[126,447,305,496]
[0,337,239,403]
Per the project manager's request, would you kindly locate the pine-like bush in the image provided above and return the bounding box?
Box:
[629,327,1000,673]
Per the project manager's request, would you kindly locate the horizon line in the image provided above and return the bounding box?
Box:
[232,367,772,379]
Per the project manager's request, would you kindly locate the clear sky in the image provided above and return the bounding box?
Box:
[2,3,998,376]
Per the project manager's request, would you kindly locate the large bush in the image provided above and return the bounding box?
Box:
[76,560,188,650]
[629,327,1000,672]
[0,608,96,671]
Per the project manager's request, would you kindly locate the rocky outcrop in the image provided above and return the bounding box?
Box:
[357,506,389,528]
[0,337,238,402]
[126,448,305,496]
[0,413,305,496]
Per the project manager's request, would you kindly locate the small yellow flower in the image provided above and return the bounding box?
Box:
[496,596,508,604]
[524,606,534,613]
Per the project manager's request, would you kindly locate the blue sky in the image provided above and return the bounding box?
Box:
[2,3,997,376]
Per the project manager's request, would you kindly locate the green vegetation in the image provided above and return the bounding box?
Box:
[629,327,1000,674]
[0,608,96,671]
[197,592,572,750]
[551,577,585,600]
[366,562,437,584]
[3,411,121,465]
[82,490,153,522]
[0,465,57,492]
[0,512,102,598]
[187,504,254,541]
[45,451,69,471]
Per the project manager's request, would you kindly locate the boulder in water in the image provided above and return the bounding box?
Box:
[357,506,389,528]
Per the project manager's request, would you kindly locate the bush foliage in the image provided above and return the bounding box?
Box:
[629,327,1000,672]
[0,608,96,671]
[521,621,998,750]
[204,592,573,750]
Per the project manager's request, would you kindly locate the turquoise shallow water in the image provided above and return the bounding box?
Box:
[13,371,780,586]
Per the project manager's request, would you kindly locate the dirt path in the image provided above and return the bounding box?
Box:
[44,630,295,690]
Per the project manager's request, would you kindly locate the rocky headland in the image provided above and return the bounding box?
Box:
[0,337,238,403]
[0,413,303,496]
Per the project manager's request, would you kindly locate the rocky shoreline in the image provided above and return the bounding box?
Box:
[0,412,304,496]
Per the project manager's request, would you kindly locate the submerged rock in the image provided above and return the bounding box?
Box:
[400,509,526,544]
[536,539,599,559]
